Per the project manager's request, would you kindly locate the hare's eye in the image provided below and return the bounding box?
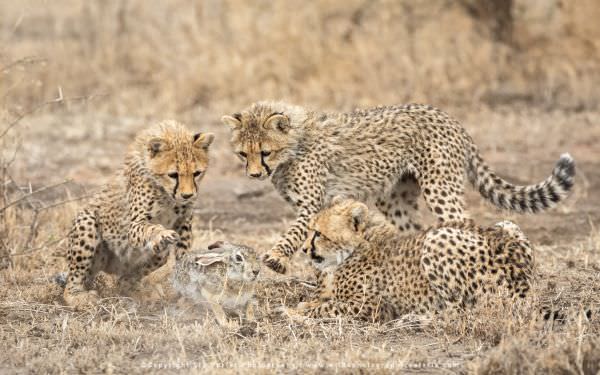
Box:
[235,254,244,263]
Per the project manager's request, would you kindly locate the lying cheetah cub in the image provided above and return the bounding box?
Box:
[290,197,534,322]
[63,121,214,308]
[173,241,261,326]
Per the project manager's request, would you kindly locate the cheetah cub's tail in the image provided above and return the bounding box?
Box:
[465,143,575,213]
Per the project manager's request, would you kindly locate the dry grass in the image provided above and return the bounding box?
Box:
[473,335,600,374]
[1,1,600,374]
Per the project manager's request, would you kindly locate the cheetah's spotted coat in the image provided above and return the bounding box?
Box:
[293,198,535,321]
[222,102,574,274]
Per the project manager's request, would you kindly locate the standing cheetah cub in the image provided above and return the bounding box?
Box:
[222,102,574,274]
[290,197,534,322]
[63,121,214,308]
[173,241,261,326]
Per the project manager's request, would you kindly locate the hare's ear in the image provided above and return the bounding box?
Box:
[194,253,225,266]
[207,241,224,250]
[221,114,242,129]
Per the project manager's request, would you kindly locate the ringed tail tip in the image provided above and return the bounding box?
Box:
[556,153,575,178]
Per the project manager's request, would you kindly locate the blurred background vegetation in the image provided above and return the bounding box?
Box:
[2,0,600,118]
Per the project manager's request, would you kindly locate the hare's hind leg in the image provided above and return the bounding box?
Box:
[209,302,239,328]
[200,288,237,328]
[245,302,257,321]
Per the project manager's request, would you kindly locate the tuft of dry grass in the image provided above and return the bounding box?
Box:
[472,335,600,375]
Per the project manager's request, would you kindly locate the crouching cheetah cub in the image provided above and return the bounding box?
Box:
[290,197,534,322]
[63,121,214,308]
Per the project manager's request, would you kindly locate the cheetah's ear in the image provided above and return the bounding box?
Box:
[148,138,168,158]
[193,132,215,150]
[194,252,226,266]
[221,114,242,129]
[264,113,290,133]
[350,203,368,232]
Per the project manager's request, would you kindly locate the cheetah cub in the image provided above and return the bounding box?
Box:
[173,241,261,326]
[63,121,214,308]
[289,197,534,322]
[222,101,574,274]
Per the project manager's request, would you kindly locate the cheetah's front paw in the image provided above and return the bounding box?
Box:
[147,229,179,254]
[262,250,290,274]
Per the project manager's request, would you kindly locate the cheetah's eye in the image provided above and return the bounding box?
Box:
[238,151,247,158]
[193,171,202,178]
[167,172,179,179]
[261,151,271,157]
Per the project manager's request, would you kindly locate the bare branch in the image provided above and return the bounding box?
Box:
[0,179,72,213]
[0,56,47,74]
[0,91,62,139]
[2,236,65,259]
[38,194,90,212]
[23,210,40,250]
[0,90,107,139]
[3,140,22,169]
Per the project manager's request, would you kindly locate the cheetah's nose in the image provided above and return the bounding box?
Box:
[181,193,194,200]
[249,172,262,178]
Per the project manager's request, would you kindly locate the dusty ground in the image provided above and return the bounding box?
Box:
[1,106,599,374]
